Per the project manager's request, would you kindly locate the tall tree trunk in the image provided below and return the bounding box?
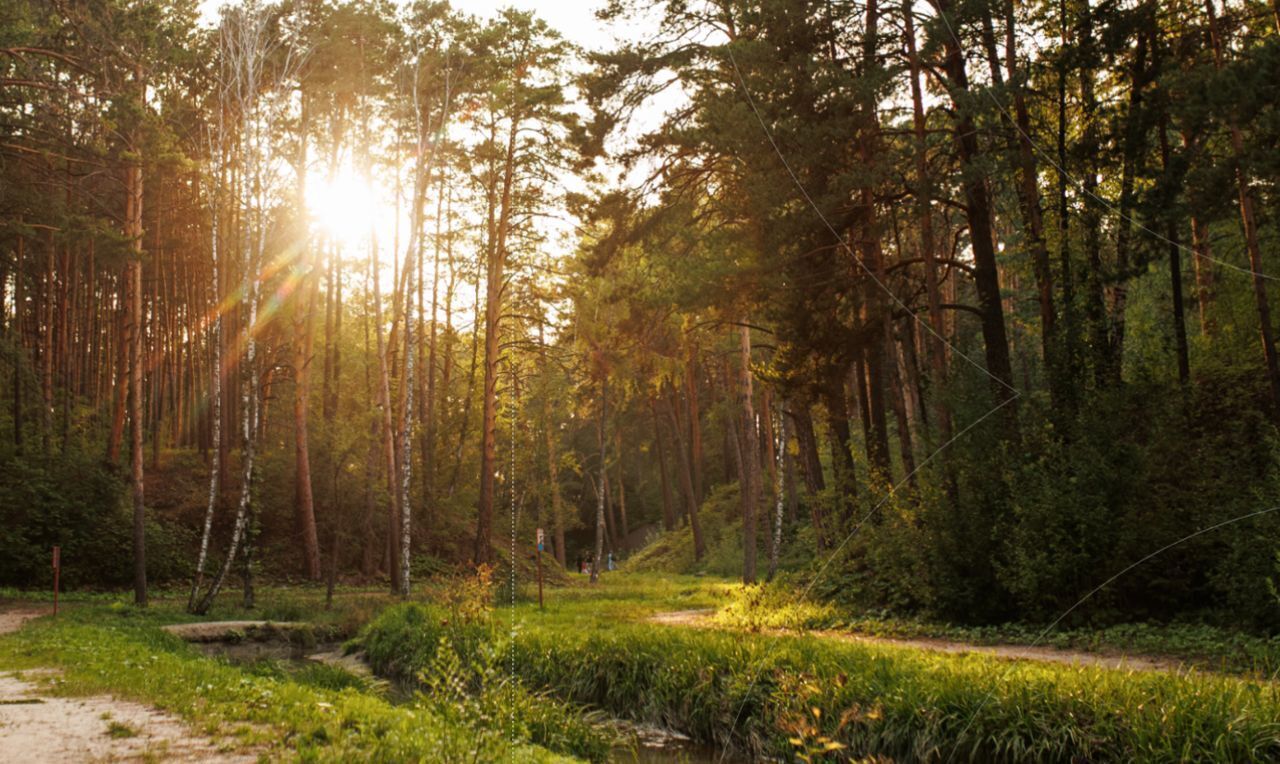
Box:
[424,180,446,513]
[665,387,705,559]
[884,319,917,482]
[475,115,518,566]
[189,164,223,612]
[196,138,262,616]
[614,431,630,543]
[934,0,1018,428]
[126,114,147,607]
[372,231,400,591]
[1205,0,1280,412]
[41,230,53,454]
[1159,122,1191,385]
[1056,0,1076,399]
[860,340,892,478]
[602,469,617,552]
[107,291,127,464]
[591,378,608,582]
[736,322,759,584]
[791,398,825,495]
[1079,3,1110,383]
[823,369,857,509]
[293,97,321,581]
[651,398,677,532]
[545,388,566,568]
[12,230,23,454]
[1106,26,1151,382]
[1002,0,1056,398]
[1188,204,1216,337]
[685,347,705,503]
[768,407,787,581]
[398,244,415,597]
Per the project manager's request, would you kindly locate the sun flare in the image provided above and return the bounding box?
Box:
[307,166,382,250]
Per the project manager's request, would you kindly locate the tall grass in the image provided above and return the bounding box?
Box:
[359,602,615,762]
[362,596,1280,762]
[0,604,574,762]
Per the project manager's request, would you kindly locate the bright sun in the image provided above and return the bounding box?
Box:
[307,166,381,250]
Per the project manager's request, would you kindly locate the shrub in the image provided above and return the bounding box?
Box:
[0,451,190,588]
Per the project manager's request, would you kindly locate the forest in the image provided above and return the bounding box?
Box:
[3,0,1280,761]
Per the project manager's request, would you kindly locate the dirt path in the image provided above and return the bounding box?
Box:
[649,609,1188,674]
[0,607,45,636]
[0,607,256,762]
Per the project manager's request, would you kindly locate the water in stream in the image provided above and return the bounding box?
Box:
[610,722,746,763]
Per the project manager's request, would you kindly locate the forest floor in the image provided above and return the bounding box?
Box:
[0,604,258,762]
[649,607,1190,673]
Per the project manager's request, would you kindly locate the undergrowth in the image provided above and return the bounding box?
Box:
[711,579,1280,678]
[0,598,573,762]
[358,574,1280,762]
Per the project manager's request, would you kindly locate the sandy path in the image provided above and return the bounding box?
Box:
[0,608,44,636]
[649,609,1188,673]
[0,607,257,762]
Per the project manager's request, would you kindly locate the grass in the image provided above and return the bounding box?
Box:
[0,589,577,762]
[106,720,140,738]
[354,572,1280,762]
[708,578,1280,678]
[10,572,1280,762]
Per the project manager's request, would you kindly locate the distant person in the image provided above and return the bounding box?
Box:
[607,551,615,571]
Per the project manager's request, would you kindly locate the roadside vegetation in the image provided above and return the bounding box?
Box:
[710,580,1280,679]
[353,573,1280,762]
[6,572,1280,762]
[0,589,575,762]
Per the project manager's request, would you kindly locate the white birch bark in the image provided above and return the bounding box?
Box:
[189,130,223,612]
[768,409,787,581]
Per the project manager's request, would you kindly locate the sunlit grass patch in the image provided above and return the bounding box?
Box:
[0,600,574,762]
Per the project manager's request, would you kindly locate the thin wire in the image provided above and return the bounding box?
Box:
[943,504,1280,763]
[930,5,1276,282]
[724,43,1019,397]
[713,41,1022,762]
[709,9,1274,760]
[714,393,1019,760]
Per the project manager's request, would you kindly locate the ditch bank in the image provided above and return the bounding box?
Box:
[359,601,1280,763]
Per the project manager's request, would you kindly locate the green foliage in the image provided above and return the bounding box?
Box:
[105,720,139,739]
[709,577,840,633]
[359,576,1280,763]
[625,484,765,577]
[714,578,1280,678]
[790,360,1280,629]
[356,601,615,762]
[0,452,189,588]
[0,603,572,763]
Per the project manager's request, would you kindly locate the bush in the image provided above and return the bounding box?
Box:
[357,582,615,763]
[624,484,766,578]
[0,451,190,588]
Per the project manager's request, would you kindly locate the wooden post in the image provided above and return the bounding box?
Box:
[535,528,544,610]
[52,546,60,616]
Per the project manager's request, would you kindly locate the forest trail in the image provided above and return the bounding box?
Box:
[0,607,256,763]
[649,609,1191,674]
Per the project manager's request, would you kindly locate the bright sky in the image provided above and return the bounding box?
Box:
[197,0,672,325]
[462,0,617,49]
[198,0,624,48]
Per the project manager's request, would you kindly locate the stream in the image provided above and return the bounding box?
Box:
[195,637,744,763]
[610,722,744,763]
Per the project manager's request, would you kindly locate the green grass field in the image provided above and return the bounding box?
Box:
[4,574,1280,762]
